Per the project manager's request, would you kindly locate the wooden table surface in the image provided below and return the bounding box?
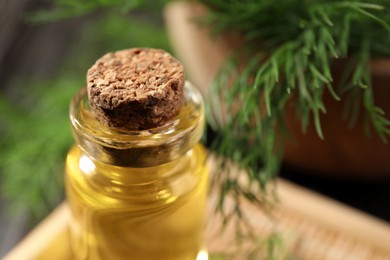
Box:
[4,158,390,259]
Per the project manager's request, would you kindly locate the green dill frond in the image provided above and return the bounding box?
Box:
[205,0,390,213]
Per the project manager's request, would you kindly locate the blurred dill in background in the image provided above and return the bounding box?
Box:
[0,0,170,227]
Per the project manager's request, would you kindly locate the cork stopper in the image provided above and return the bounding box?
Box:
[87,48,184,130]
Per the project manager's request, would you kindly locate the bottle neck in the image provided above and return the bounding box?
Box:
[69,81,204,167]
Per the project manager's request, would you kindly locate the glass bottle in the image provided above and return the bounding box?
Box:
[65,81,208,260]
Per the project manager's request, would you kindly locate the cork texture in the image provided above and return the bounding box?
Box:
[87,48,184,130]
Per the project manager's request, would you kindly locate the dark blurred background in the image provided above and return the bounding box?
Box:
[0,0,389,257]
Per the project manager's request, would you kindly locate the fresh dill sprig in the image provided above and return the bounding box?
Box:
[205,0,390,213]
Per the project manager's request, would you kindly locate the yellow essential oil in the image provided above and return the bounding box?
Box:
[65,82,208,260]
